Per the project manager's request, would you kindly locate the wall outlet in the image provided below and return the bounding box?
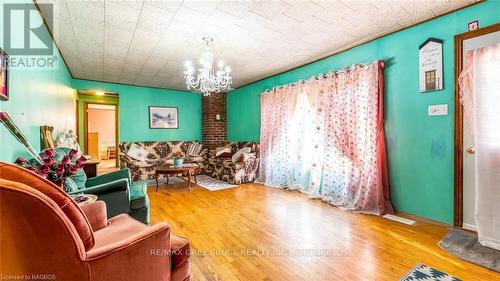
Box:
[428,104,448,116]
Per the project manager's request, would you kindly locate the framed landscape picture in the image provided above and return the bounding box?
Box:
[149,106,178,129]
[0,48,8,101]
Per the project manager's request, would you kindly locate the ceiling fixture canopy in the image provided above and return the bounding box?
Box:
[184,37,232,96]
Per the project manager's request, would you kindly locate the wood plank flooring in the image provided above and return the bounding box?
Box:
[148,182,500,281]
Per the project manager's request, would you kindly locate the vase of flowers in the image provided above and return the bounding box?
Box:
[173,152,184,167]
[15,148,87,192]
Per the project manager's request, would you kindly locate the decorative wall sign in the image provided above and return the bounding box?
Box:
[149,106,178,129]
[0,48,8,101]
[468,20,479,31]
[419,38,443,93]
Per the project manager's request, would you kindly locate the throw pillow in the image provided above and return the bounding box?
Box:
[127,143,148,161]
[232,147,251,163]
[187,142,203,156]
[215,146,232,158]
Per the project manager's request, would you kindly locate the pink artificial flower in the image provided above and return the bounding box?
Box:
[43,157,54,166]
[14,157,27,165]
[0,112,8,121]
[45,148,55,157]
[39,173,48,179]
[69,149,78,158]
[40,165,51,174]
[68,165,78,174]
[76,155,87,165]
[56,164,65,175]
[61,155,71,164]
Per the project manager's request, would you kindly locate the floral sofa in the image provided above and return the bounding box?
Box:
[205,142,260,184]
[119,141,207,181]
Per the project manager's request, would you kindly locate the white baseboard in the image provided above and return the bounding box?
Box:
[462,223,477,231]
[383,214,416,225]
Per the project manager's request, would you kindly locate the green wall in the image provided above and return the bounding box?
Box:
[72,79,202,143]
[227,1,500,224]
[0,0,75,162]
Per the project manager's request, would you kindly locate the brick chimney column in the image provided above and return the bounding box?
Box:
[202,93,227,151]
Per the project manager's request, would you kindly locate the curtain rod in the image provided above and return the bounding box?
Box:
[261,59,384,94]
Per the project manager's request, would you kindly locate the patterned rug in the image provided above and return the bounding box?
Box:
[400,264,460,281]
[156,175,237,191]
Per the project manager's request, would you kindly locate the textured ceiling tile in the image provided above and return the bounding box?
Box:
[44,0,479,90]
[182,0,222,15]
[173,6,209,27]
[216,0,253,18]
[137,4,175,34]
[248,0,291,20]
[145,0,183,13]
[105,1,141,33]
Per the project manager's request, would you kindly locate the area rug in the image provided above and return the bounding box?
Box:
[155,175,237,191]
[438,229,500,272]
[400,264,460,281]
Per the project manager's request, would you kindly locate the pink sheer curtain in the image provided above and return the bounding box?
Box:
[258,61,393,215]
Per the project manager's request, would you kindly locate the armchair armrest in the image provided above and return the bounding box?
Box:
[85,221,171,281]
[83,178,129,194]
[81,201,108,231]
[86,169,131,187]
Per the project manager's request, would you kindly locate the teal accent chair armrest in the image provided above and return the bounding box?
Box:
[71,169,132,218]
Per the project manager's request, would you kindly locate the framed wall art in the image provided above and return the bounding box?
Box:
[149,106,179,129]
[419,38,443,93]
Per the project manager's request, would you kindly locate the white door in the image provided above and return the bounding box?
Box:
[461,31,500,231]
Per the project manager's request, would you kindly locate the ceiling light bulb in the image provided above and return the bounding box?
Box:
[225,66,231,73]
[185,61,191,67]
[218,61,224,68]
[95,91,104,96]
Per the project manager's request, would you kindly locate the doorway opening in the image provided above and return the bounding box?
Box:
[76,91,119,176]
[453,23,500,229]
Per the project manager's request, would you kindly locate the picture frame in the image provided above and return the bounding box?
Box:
[149,106,179,129]
[0,48,9,101]
[419,38,444,93]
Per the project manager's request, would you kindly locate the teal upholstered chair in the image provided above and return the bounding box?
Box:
[49,147,150,224]
[70,168,150,225]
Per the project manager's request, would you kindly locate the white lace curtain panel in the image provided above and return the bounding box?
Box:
[459,43,500,250]
[258,60,393,215]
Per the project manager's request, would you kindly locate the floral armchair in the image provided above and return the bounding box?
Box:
[119,141,207,181]
[205,142,260,184]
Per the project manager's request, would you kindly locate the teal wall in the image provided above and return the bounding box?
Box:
[227,1,500,224]
[0,0,75,162]
[72,79,202,142]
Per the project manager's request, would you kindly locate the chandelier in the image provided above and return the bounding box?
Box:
[184,37,232,96]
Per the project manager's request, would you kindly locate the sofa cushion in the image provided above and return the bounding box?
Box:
[0,163,95,251]
[232,147,251,163]
[127,144,148,161]
[130,181,148,210]
[171,235,190,268]
[185,156,204,163]
[187,142,203,156]
[92,214,147,249]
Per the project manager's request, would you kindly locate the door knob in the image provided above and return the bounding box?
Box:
[466,147,475,154]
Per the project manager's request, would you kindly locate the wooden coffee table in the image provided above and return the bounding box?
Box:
[155,164,200,191]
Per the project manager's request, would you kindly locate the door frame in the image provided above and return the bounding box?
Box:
[83,101,120,167]
[453,23,500,227]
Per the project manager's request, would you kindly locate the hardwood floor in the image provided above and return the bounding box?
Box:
[148,182,499,281]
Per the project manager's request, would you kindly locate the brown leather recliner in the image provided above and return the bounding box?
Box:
[0,162,190,281]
